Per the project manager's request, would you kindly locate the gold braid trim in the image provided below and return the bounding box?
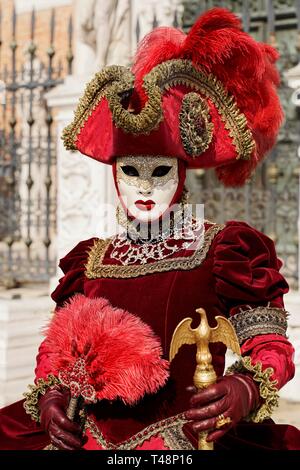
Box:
[226,356,279,423]
[23,374,60,423]
[85,222,225,279]
[84,413,190,450]
[62,64,162,150]
[62,59,255,161]
[62,66,133,150]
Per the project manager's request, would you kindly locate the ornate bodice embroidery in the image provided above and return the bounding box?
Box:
[110,217,204,266]
[85,222,225,279]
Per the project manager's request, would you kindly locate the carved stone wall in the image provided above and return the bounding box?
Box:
[131,0,183,47]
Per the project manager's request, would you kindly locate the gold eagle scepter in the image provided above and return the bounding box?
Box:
[169,308,241,451]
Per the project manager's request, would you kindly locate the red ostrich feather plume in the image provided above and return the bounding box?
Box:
[132,7,283,186]
[43,294,169,405]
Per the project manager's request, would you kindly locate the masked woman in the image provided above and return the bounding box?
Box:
[1,7,300,450]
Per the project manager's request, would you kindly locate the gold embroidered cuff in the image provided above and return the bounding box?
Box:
[229,306,288,345]
[226,356,279,423]
[23,374,60,423]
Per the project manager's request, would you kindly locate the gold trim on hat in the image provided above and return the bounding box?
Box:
[62,59,255,162]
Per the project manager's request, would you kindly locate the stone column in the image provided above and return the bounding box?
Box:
[46,75,117,280]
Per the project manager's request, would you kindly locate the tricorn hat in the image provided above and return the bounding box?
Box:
[62,7,283,186]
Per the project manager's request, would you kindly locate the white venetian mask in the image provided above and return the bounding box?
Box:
[115,155,179,223]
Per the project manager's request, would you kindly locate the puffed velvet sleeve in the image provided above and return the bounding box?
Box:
[34,238,96,380]
[212,221,295,414]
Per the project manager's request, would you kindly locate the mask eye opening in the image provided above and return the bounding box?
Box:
[151,166,172,177]
[121,165,139,177]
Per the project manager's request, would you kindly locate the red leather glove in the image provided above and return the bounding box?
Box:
[39,387,84,450]
[185,374,260,443]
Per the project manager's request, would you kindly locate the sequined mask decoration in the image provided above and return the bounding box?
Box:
[116,155,178,190]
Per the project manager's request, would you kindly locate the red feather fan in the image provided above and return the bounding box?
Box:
[43,294,169,406]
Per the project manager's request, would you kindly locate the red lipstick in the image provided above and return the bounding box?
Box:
[135,200,155,211]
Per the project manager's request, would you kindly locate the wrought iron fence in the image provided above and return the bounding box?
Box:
[182,0,300,290]
[0,7,73,287]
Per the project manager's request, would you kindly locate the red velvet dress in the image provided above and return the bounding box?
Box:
[1,220,300,450]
